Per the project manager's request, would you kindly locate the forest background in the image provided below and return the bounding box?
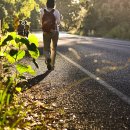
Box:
[0,0,130,40]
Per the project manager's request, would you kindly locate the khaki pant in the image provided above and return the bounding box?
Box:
[43,31,59,67]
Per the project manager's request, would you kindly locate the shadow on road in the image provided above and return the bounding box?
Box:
[22,70,51,91]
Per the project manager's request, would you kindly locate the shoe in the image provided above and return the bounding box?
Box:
[51,66,54,71]
[45,58,51,70]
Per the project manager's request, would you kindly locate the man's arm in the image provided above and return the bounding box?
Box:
[55,10,60,26]
[40,8,44,26]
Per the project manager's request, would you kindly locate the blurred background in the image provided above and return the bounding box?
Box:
[0,0,130,40]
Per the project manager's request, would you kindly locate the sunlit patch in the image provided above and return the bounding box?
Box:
[127,58,130,63]
[101,60,116,66]
[102,60,106,63]
[72,114,76,119]
[96,38,103,40]
[79,40,93,44]
[72,0,80,4]
[96,68,100,72]
[94,59,98,63]
[96,77,100,80]
[68,48,81,60]
[85,53,102,57]
[52,103,57,107]
[58,76,90,96]
[97,66,118,74]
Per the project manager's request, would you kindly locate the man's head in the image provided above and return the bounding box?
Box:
[46,0,55,8]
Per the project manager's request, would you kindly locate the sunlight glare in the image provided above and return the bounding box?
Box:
[72,0,80,4]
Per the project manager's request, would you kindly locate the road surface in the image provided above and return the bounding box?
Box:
[28,32,130,130]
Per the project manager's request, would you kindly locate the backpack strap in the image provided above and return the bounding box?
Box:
[44,8,55,14]
[44,9,47,13]
[50,9,55,13]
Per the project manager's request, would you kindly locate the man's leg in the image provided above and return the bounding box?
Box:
[43,32,52,70]
[51,31,59,68]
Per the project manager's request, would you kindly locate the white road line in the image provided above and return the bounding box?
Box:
[57,51,130,105]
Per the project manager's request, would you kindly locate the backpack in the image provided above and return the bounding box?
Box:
[42,9,56,32]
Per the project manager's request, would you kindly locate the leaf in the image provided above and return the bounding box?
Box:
[28,43,39,59]
[15,37,20,43]
[28,34,39,47]
[9,49,18,56]
[16,64,35,75]
[27,65,36,75]
[15,87,22,92]
[16,64,28,74]
[10,40,19,48]
[9,50,25,61]
[20,37,30,45]
[1,35,13,46]
[6,47,25,63]
[6,54,16,63]
[10,32,17,39]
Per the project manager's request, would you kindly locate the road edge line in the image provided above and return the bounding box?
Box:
[57,51,130,105]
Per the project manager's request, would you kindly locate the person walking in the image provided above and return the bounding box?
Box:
[40,0,60,70]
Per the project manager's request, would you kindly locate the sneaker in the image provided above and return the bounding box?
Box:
[51,66,55,71]
[45,58,51,70]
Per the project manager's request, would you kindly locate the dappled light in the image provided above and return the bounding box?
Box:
[94,58,130,75]
[68,47,81,60]
[85,53,102,58]
[1,0,130,129]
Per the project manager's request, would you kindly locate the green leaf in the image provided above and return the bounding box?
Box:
[1,35,13,46]
[28,34,39,47]
[10,40,19,48]
[6,50,25,63]
[15,87,22,92]
[28,43,39,59]
[20,37,29,45]
[9,49,18,56]
[15,37,20,43]
[10,32,17,39]
[6,54,16,63]
[16,50,25,61]
[16,64,28,74]
[9,50,25,61]
[16,64,35,75]
[27,65,36,75]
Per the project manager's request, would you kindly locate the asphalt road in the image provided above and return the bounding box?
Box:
[30,32,130,130]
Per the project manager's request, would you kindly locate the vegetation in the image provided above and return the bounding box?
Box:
[0,32,39,128]
[0,0,130,129]
[57,0,130,40]
[81,0,130,40]
[0,0,130,40]
[0,32,73,129]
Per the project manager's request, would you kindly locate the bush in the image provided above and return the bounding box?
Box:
[105,22,130,40]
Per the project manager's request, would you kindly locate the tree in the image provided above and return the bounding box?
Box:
[79,0,130,39]
[56,0,89,32]
[0,0,46,32]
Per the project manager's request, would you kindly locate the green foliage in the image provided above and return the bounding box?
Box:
[16,64,35,75]
[105,22,130,40]
[0,32,39,89]
[0,82,29,129]
[0,31,40,129]
[79,0,130,40]
[0,0,46,32]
